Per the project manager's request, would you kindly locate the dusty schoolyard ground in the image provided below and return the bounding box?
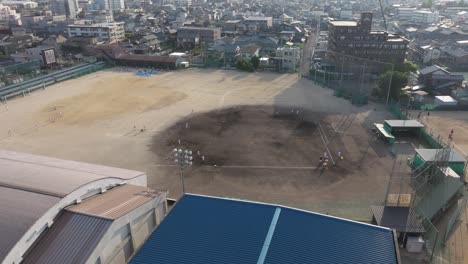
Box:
[0,68,396,220]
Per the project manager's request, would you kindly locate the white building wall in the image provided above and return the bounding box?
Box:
[277,46,300,72]
[0,4,12,21]
[397,8,416,20]
[67,22,125,43]
[86,192,167,264]
[413,11,439,24]
[398,8,439,24]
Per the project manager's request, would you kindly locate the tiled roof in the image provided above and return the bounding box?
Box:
[130,194,399,264]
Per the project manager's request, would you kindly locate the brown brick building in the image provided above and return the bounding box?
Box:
[328,13,409,65]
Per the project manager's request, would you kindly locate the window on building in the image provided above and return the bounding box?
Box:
[339,35,345,40]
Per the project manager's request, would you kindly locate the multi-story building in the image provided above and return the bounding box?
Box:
[413,10,439,24]
[243,16,273,31]
[328,12,409,65]
[51,0,78,19]
[397,7,417,21]
[67,21,125,43]
[177,26,221,48]
[397,8,439,24]
[276,46,300,72]
[0,4,20,25]
[110,0,125,10]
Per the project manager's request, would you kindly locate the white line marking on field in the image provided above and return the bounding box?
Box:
[150,164,317,170]
[218,86,253,109]
[331,122,345,133]
[317,122,335,165]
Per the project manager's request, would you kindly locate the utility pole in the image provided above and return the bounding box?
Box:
[385,63,395,106]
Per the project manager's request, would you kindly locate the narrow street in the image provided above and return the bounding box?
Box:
[299,27,318,77]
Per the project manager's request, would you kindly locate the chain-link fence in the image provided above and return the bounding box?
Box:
[0,60,42,87]
[386,102,468,263]
[310,50,394,106]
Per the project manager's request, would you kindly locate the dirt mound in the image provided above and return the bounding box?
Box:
[150,105,354,177]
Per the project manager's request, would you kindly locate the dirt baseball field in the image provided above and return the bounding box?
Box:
[0,68,396,220]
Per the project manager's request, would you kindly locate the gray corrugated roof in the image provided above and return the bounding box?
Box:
[371,206,424,233]
[22,211,112,264]
[0,150,145,197]
[415,149,466,163]
[384,120,424,128]
[0,186,61,262]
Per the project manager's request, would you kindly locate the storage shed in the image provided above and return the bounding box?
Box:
[413,148,466,174]
[384,120,424,134]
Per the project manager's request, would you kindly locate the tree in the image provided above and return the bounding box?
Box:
[395,61,418,73]
[422,0,432,8]
[236,59,254,72]
[251,56,260,70]
[378,71,409,101]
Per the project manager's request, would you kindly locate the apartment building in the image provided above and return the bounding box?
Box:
[177,26,221,48]
[397,8,439,24]
[328,12,409,65]
[0,4,20,25]
[67,21,125,43]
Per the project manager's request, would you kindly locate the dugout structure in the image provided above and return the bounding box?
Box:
[412,149,466,175]
[384,120,424,136]
[373,120,424,144]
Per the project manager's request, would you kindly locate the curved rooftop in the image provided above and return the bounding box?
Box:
[0,149,147,263]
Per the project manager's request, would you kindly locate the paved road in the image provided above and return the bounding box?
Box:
[299,27,318,77]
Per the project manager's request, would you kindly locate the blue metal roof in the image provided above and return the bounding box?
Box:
[130,194,399,264]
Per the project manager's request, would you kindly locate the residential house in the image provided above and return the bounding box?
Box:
[25,45,58,67]
[243,16,273,33]
[238,44,259,60]
[419,65,464,93]
[41,34,67,47]
[440,47,468,66]
[134,34,161,54]
[409,44,441,64]
[177,26,221,49]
